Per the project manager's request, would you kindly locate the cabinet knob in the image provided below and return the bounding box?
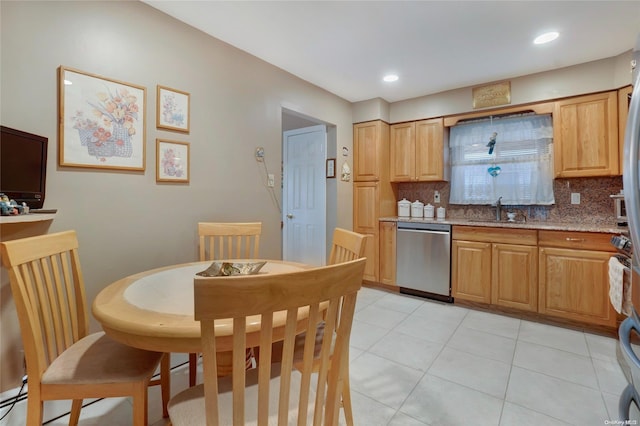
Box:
[286,214,294,219]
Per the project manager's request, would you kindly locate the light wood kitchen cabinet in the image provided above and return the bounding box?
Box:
[452,239,492,303]
[354,181,379,281]
[538,230,617,327]
[553,91,619,177]
[353,120,396,282]
[452,226,538,311]
[390,118,447,182]
[618,85,633,174]
[492,243,538,311]
[379,221,396,286]
[354,121,387,182]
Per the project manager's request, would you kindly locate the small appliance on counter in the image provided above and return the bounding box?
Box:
[411,200,424,218]
[398,198,410,217]
[612,190,628,226]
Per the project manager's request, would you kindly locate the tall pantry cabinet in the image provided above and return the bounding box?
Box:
[353,121,397,281]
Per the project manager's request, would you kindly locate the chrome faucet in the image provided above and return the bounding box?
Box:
[494,196,502,221]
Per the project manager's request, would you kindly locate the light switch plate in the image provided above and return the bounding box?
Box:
[267,174,275,187]
[571,192,580,204]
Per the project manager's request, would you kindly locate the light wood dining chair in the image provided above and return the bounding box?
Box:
[189,221,263,386]
[299,227,368,426]
[0,230,170,426]
[328,227,368,265]
[167,257,366,426]
[198,221,262,261]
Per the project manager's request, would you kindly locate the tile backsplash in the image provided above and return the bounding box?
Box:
[397,176,623,225]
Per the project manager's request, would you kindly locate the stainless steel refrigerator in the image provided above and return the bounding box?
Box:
[617,34,640,421]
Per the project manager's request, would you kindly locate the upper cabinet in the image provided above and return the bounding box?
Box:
[354,121,388,182]
[553,91,619,178]
[618,85,633,174]
[390,118,447,182]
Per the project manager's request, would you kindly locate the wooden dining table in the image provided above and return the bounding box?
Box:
[92,260,311,362]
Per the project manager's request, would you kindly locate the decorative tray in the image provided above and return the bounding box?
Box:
[196,261,267,277]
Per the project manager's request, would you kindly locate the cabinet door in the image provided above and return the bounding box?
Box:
[354,182,380,281]
[415,118,445,181]
[379,221,396,285]
[538,247,616,326]
[553,91,619,177]
[354,121,383,181]
[390,122,415,182]
[492,243,537,311]
[452,240,491,303]
[618,85,633,175]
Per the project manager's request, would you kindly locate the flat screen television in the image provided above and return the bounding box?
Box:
[1,126,48,209]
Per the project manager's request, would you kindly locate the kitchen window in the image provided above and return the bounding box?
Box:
[449,113,555,205]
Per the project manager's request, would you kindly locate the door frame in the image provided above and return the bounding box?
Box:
[281,109,337,263]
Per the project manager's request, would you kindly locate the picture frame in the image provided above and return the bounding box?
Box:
[156,85,190,133]
[326,158,336,178]
[156,139,190,183]
[58,66,146,171]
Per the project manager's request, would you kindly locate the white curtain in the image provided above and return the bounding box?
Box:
[449,113,555,205]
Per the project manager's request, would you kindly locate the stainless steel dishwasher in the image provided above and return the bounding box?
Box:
[396,221,452,302]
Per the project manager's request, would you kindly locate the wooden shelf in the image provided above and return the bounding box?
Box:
[0,213,56,224]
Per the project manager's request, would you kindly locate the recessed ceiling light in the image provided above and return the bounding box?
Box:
[533,31,559,45]
[383,74,399,82]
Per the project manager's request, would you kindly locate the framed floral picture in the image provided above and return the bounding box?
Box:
[156,139,190,183]
[156,85,190,133]
[58,66,146,171]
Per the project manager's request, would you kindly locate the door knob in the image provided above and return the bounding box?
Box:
[286,214,294,219]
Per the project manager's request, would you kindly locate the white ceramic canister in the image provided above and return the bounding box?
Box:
[397,198,410,217]
[436,206,446,220]
[411,200,424,218]
[424,203,435,219]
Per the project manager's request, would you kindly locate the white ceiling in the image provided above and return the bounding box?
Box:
[143,1,640,103]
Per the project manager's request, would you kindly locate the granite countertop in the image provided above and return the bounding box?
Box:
[379,216,624,234]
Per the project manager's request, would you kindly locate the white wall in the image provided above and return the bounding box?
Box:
[0,0,353,391]
[353,51,635,124]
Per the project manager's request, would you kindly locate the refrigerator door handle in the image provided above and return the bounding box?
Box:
[620,317,640,370]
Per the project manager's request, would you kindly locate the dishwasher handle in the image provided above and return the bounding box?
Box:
[397,228,451,236]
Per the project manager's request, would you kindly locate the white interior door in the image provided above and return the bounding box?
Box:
[282,125,327,266]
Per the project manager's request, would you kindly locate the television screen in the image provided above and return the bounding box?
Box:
[0,126,48,209]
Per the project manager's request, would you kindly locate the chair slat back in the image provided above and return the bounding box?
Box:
[1,230,88,379]
[198,222,262,261]
[194,258,366,426]
[328,228,367,265]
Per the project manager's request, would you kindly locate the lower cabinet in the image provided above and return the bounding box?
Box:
[452,226,537,311]
[538,231,617,327]
[379,221,397,286]
[492,243,538,311]
[452,240,492,303]
[353,182,380,282]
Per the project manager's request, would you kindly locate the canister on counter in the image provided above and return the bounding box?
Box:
[424,203,434,219]
[398,198,410,217]
[437,206,446,220]
[411,200,424,218]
